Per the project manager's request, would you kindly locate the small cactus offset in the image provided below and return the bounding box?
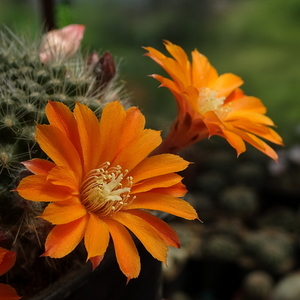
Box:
[0,25,126,280]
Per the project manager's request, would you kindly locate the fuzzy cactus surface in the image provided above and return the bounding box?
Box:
[0,27,127,295]
[0,26,125,199]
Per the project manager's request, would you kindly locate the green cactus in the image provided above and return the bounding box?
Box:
[258,207,300,234]
[0,26,126,248]
[243,271,274,300]
[218,185,258,218]
[203,233,241,261]
[244,230,295,274]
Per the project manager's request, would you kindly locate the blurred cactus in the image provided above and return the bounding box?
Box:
[203,234,241,261]
[218,185,258,218]
[243,271,274,300]
[244,230,295,274]
[258,207,300,234]
[169,291,192,300]
[273,272,300,300]
[205,150,237,174]
[233,162,266,189]
[163,223,202,281]
[196,170,225,196]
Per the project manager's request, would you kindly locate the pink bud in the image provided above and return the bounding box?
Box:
[39,24,85,63]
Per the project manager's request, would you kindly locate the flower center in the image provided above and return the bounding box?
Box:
[80,162,133,217]
[198,87,226,115]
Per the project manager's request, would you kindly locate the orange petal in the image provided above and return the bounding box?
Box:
[203,112,225,137]
[221,129,247,157]
[143,46,167,66]
[221,123,279,161]
[225,111,275,126]
[90,255,104,270]
[164,40,191,87]
[110,105,149,161]
[184,86,203,114]
[152,75,181,94]
[262,127,283,145]
[124,210,180,248]
[115,106,147,151]
[229,93,267,114]
[156,57,188,90]
[145,46,185,88]
[125,192,198,220]
[74,102,101,173]
[0,248,16,276]
[112,129,162,171]
[191,49,218,87]
[129,154,189,183]
[46,101,83,163]
[36,124,82,178]
[150,182,187,197]
[22,158,55,175]
[110,105,162,170]
[0,283,21,300]
[16,175,72,202]
[47,165,79,192]
[122,106,146,138]
[240,131,279,162]
[164,40,189,70]
[131,173,184,194]
[223,121,273,151]
[112,211,168,264]
[43,215,89,258]
[230,119,283,145]
[85,213,110,260]
[98,101,126,163]
[255,126,283,146]
[104,219,140,280]
[40,199,87,224]
[211,73,243,97]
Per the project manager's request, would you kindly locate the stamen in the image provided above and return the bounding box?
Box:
[80,162,133,217]
[198,87,226,115]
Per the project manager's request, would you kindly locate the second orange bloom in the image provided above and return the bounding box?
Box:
[145,41,283,160]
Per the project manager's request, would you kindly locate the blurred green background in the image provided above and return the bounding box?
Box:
[1,0,300,146]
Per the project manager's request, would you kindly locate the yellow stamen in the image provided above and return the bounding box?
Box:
[198,87,226,115]
[80,162,133,217]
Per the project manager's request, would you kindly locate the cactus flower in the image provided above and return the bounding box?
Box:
[16,100,198,281]
[0,247,21,299]
[145,41,283,161]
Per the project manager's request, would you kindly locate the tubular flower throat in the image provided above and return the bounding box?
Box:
[0,247,21,300]
[15,100,198,281]
[145,41,283,161]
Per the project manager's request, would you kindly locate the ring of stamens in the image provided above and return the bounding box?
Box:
[198,87,229,117]
[80,162,133,217]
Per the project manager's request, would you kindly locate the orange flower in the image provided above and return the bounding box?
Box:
[144,41,283,161]
[39,24,85,63]
[15,100,198,281]
[0,247,21,300]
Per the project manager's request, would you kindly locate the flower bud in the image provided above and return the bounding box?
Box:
[39,24,85,63]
